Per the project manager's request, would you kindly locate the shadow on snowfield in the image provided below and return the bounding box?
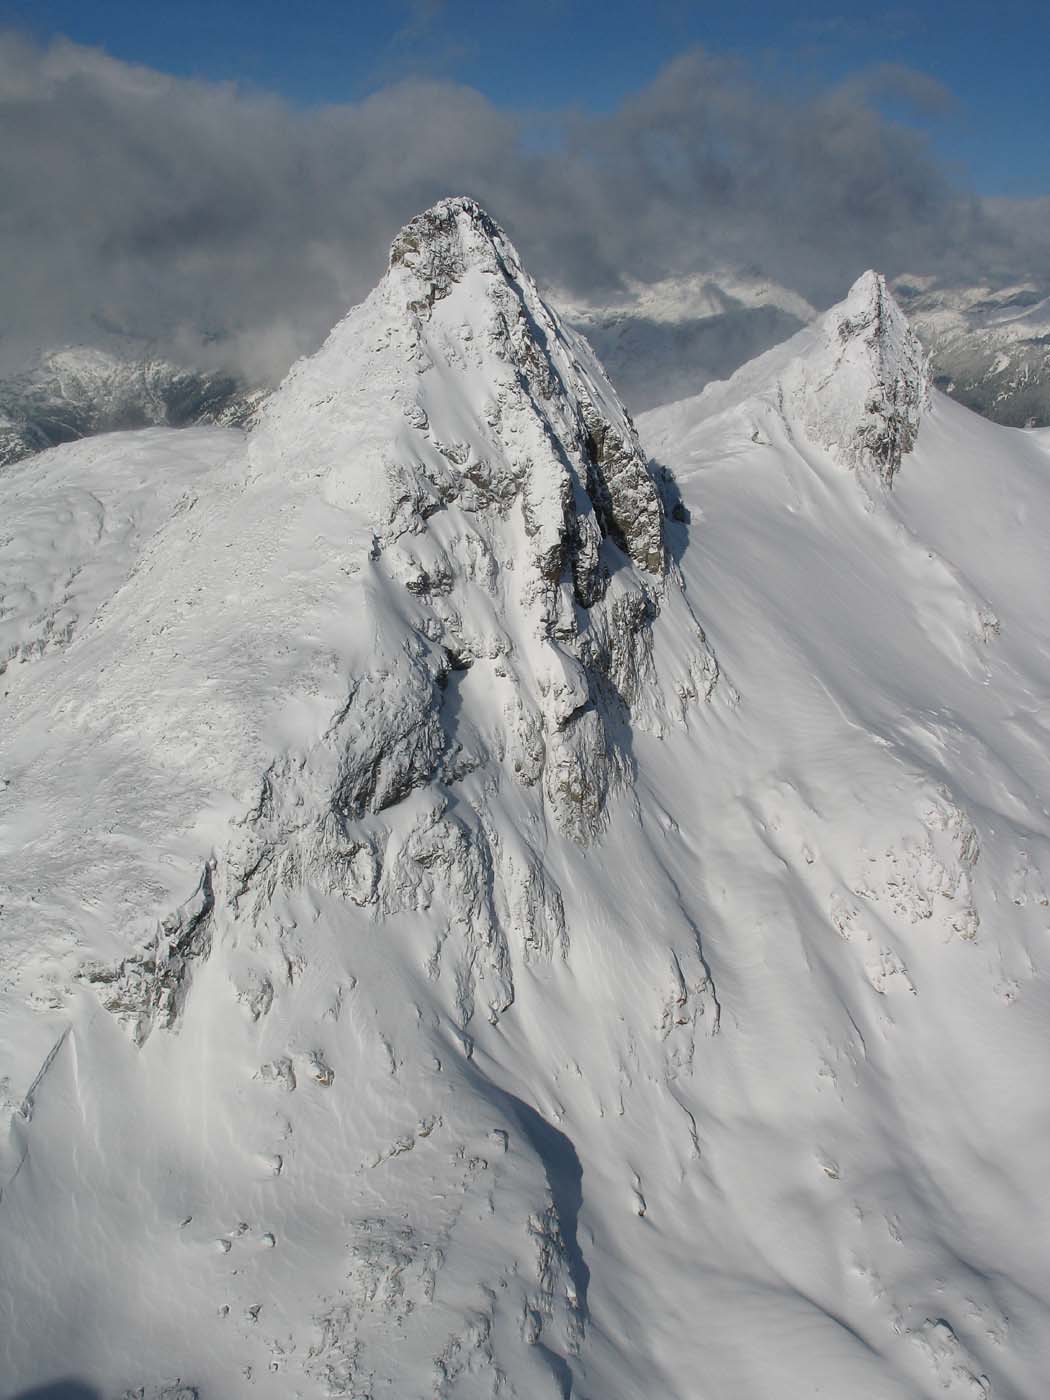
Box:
[9,1385,100,1400]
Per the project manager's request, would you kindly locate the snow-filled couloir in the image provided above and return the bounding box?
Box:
[3,198,1050,1400]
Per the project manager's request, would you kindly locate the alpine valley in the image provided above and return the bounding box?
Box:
[3,198,1050,1400]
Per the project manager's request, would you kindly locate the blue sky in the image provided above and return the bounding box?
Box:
[7,0,1048,197]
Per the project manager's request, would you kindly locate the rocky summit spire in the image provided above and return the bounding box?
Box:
[249,198,714,848]
[384,195,666,575]
[388,197,511,311]
[782,269,931,484]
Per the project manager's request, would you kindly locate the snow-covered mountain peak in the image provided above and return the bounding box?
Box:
[256,197,664,579]
[8,201,1050,1400]
[244,200,716,853]
[778,269,931,483]
[387,195,516,308]
[0,197,717,1088]
[660,267,931,487]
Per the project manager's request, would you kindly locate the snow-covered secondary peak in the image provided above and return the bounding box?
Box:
[670,267,931,487]
[781,269,931,483]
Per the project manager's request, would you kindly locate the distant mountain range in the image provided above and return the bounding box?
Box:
[0,344,264,467]
[896,276,1050,427]
[2,267,1047,475]
[563,270,1050,429]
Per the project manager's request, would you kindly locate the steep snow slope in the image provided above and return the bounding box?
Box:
[3,201,1050,1400]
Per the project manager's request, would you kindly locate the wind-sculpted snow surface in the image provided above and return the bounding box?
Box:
[3,203,1050,1400]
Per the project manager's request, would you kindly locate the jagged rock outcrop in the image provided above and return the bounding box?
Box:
[79,863,216,1044]
[781,270,931,483]
[252,195,712,851]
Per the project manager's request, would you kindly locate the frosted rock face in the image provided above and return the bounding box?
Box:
[252,196,708,846]
[385,196,664,577]
[782,270,931,483]
[80,863,216,1045]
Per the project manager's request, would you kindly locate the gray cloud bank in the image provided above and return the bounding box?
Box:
[1,33,1047,382]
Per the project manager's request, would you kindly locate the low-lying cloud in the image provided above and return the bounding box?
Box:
[1,32,1046,382]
